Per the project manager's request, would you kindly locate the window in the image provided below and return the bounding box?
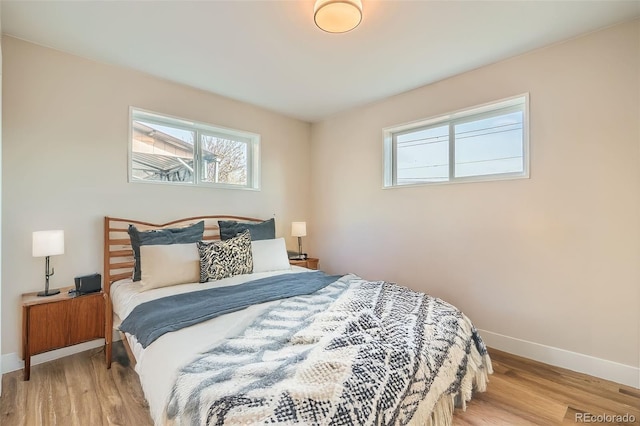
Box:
[129,108,260,189]
[383,94,529,187]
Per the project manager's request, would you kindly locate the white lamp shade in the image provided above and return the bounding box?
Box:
[291,222,307,237]
[314,0,363,33]
[32,230,65,257]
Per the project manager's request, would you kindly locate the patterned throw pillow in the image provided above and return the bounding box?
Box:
[197,230,253,282]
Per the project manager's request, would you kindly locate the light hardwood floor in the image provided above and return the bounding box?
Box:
[1,345,638,425]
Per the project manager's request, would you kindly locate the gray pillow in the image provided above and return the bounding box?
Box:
[218,218,275,241]
[128,221,204,282]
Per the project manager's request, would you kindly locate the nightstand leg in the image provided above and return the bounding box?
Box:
[24,356,31,381]
[105,341,112,368]
[22,305,31,381]
[105,293,112,368]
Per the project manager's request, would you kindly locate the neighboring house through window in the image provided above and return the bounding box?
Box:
[129,108,260,189]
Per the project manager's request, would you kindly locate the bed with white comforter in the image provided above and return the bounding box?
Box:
[104,216,491,426]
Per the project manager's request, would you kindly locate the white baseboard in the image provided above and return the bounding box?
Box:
[2,332,122,375]
[479,329,640,389]
[2,339,105,374]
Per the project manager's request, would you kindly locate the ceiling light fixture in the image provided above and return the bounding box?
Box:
[314,0,363,33]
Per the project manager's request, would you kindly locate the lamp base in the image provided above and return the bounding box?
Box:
[37,289,61,297]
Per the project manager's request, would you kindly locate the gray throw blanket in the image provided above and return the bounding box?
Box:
[119,271,341,348]
[164,275,492,426]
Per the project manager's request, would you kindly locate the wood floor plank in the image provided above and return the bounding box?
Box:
[482,350,640,426]
[498,360,639,417]
[88,349,130,426]
[44,358,73,425]
[620,387,640,399]
[109,362,152,426]
[454,397,541,425]
[24,362,52,426]
[493,349,636,407]
[1,344,638,425]
[63,349,106,426]
[472,374,568,424]
[0,370,27,425]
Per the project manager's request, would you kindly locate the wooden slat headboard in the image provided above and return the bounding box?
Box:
[103,215,264,295]
[102,215,265,368]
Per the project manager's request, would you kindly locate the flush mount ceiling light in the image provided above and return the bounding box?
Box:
[314,0,363,33]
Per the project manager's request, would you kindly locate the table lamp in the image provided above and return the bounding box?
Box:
[32,230,65,297]
[291,222,307,260]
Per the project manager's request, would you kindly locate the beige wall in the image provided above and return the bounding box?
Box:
[1,37,311,357]
[310,20,640,372]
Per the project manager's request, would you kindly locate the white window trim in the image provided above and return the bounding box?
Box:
[383,93,530,188]
[128,107,261,190]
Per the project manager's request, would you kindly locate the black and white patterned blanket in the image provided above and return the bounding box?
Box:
[164,275,492,425]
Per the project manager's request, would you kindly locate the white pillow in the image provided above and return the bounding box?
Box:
[139,243,200,291]
[251,238,291,273]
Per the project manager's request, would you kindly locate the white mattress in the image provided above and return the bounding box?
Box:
[110,267,309,424]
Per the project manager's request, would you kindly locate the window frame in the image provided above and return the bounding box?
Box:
[383,94,529,188]
[128,107,260,190]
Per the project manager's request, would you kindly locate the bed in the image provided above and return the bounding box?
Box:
[103,215,492,426]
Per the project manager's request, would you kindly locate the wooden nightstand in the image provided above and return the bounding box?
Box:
[22,286,106,380]
[289,257,319,270]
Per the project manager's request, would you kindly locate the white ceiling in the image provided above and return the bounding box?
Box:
[2,1,639,122]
